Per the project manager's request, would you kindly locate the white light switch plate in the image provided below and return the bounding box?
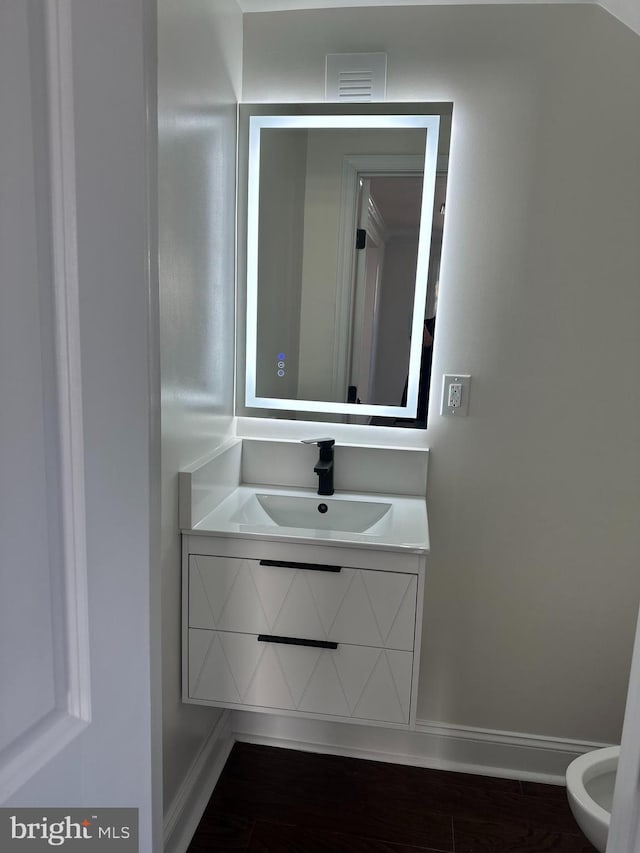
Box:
[441,374,471,416]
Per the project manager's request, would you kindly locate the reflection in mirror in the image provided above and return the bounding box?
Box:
[242,109,450,427]
[368,172,447,428]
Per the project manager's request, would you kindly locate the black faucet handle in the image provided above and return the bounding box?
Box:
[301,437,335,449]
[302,438,335,496]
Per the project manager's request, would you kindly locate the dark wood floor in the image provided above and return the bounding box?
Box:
[188,742,596,852]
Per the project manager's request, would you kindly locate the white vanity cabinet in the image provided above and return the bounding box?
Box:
[182,535,426,729]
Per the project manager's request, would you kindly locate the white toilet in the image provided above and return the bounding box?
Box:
[566,746,619,852]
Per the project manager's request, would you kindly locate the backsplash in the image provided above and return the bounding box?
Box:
[179,438,428,530]
[241,439,428,496]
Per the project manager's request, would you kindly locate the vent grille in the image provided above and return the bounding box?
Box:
[325,53,387,102]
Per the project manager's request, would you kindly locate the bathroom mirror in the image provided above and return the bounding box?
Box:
[238,104,451,426]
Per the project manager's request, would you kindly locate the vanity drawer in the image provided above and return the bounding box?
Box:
[188,627,412,725]
[188,555,417,651]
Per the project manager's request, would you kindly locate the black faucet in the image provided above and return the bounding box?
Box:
[301,438,335,496]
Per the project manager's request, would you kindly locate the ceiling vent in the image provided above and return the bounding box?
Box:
[325,53,387,102]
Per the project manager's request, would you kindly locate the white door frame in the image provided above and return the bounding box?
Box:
[1,1,160,848]
[349,186,388,406]
[332,154,424,402]
[0,0,90,802]
[607,604,640,852]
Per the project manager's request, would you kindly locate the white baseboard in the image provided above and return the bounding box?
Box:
[164,709,234,853]
[231,710,612,786]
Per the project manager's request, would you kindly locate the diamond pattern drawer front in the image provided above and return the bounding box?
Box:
[188,555,417,651]
[189,628,413,725]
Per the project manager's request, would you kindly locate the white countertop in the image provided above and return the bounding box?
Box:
[184,485,430,554]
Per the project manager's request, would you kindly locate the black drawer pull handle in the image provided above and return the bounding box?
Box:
[257,634,338,650]
[259,559,341,573]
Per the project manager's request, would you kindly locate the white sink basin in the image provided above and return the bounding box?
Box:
[189,485,429,552]
[231,493,392,533]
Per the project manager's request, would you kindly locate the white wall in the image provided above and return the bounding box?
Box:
[256,130,307,400]
[242,4,640,744]
[158,0,241,820]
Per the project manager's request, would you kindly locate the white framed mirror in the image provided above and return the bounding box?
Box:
[238,104,451,427]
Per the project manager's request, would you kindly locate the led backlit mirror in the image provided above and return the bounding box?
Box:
[239,104,451,427]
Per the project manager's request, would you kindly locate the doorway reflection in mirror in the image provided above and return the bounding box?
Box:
[362,173,446,429]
